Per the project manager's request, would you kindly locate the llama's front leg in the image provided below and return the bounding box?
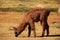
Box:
[32,26,36,37]
[28,25,31,37]
[30,23,36,37]
[29,19,36,37]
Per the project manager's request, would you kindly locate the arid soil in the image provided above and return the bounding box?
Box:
[0,12,60,40]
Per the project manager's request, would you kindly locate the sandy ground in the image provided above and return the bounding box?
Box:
[0,12,60,40]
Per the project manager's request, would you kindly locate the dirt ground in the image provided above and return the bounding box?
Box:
[0,12,60,40]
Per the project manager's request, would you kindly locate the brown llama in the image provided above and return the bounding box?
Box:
[13,8,50,37]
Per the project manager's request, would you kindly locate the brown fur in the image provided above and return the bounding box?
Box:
[13,8,50,37]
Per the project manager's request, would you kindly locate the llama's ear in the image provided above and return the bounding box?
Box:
[9,27,17,30]
[13,27,17,30]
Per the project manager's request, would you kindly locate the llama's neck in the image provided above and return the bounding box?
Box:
[17,21,27,34]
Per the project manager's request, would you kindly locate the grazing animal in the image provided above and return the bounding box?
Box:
[13,8,50,37]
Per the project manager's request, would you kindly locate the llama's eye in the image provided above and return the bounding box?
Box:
[15,32,17,34]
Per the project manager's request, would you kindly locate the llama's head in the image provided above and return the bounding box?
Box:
[13,27,23,37]
[13,27,19,37]
[13,24,26,37]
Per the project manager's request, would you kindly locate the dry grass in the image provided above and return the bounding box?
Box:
[0,12,60,40]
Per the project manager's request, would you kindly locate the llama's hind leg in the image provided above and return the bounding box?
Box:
[44,18,49,36]
[46,23,49,36]
[41,21,49,37]
[28,25,31,37]
[40,20,46,37]
[41,24,45,37]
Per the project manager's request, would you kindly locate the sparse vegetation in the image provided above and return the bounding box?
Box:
[0,7,58,13]
[0,7,32,12]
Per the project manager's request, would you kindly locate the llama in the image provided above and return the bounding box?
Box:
[13,8,50,37]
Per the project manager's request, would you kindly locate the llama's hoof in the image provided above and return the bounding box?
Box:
[46,35,49,37]
[34,35,36,38]
[34,36,36,38]
[40,35,44,37]
[28,36,30,37]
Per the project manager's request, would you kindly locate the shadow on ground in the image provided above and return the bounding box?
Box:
[37,34,60,37]
[16,34,60,38]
